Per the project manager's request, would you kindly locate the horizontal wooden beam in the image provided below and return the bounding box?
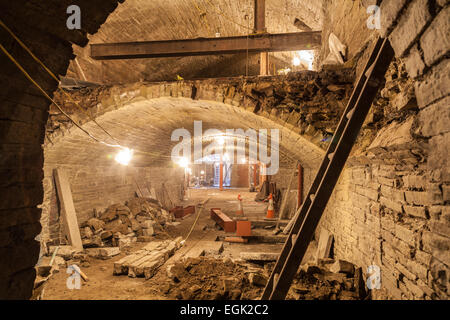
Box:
[90,31,321,60]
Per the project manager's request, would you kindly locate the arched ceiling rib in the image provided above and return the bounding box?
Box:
[45,98,325,170]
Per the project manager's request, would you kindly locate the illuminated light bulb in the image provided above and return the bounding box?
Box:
[200,170,205,175]
[178,157,189,168]
[216,136,225,146]
[297,50,315,70]
[115,148,133,166]
[292,56,301,66]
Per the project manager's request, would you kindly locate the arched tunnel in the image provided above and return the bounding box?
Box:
[0,0,449,301]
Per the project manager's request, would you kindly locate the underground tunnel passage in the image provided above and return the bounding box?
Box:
[0,0,449,303]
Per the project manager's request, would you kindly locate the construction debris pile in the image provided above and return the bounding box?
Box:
[287,259,368,300]
[159,257,266,300]
[80,197,174,249]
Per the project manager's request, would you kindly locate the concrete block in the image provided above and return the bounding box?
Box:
[86,247,120,259]
[329,260,355,275]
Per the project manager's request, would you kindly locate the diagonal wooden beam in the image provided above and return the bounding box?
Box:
[90,31,321,60]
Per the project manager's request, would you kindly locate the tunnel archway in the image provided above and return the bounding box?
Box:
[42,94,325,246]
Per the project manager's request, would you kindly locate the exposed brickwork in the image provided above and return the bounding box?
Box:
[0,0,123,299]
[319,0,449,300]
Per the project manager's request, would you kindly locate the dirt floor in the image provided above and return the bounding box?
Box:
[42,188,310,300]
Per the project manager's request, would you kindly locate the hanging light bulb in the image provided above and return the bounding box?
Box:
[115,148,133,166]
[216,135,225,146]
[177,157,189,168]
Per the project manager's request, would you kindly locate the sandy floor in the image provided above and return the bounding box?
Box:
[42,188,304,300]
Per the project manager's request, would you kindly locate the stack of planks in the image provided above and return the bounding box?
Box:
[113,237,183,279]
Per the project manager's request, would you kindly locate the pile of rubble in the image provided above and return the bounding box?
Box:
[80,197,174,249]
[287,259,368,300]
[149,256,369,301]
[160,257,266,300]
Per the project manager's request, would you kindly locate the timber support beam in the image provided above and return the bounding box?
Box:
[90,32,321,60]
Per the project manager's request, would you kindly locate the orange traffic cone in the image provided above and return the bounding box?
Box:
[266,193,274,219]
[236,194,244,215]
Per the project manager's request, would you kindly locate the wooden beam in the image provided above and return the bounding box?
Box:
[254,0,266,33]
[90,32,321,60]
[53,169,83,251]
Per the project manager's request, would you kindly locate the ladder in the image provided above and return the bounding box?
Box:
[261,37,395,300]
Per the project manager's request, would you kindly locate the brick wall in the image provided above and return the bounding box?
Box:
[319,0,449,300]
[0,0,123,299]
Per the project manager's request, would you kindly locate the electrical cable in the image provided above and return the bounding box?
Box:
[0,19,120,145]
[0,43,121,148]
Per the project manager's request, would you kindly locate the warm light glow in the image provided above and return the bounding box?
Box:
[240,158,247,164]
[114,148,133,166]
[223,153,230,161]
[178,157,189,168]
[216,136,225,146]
[294,50,315,70]
[200,170,205,175]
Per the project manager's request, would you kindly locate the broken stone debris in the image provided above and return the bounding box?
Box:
[79,196,174,249]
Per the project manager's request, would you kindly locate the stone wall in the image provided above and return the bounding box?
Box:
[319,0,449,300]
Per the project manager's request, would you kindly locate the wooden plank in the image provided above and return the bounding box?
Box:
[276,164,297,230]
[90,32,322,60]
[53,169,83,251]
[316,229,334,260]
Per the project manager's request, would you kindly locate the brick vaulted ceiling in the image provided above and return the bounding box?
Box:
[68,0,324,84]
